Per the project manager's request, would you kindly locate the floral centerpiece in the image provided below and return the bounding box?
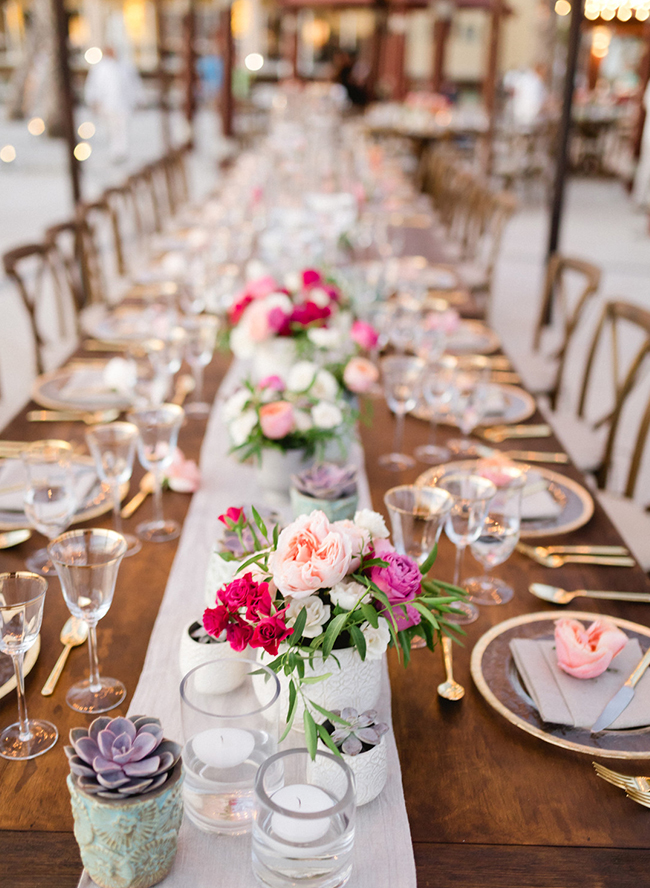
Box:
[202,507,465,757]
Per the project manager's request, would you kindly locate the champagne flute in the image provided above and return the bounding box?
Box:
[85,422,141,556]
[437,473,496,625]
[48,529,127,713]
[414,357,456,465]
[181,315,219,418]
[22,440,77,576]
[379,356,424,471]
[466,466,525,605]
[0,572,58,759]
[129,403,185,542]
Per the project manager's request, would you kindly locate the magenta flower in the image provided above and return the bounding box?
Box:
[203,605,230,638]
[226,619,254,651]
[218,506,244,527]
[302,269,323,289]
[351,320,379,351]
[250,614,294,656]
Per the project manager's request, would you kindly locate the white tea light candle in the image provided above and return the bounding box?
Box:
[193,727,255,769]
[270,784,332,843]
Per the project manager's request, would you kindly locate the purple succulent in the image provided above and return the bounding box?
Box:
[292,463,357,501]
[329,708,389,756]
[65,715,181,799]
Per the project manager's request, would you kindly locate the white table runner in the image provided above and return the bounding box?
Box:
[80,362,417,888]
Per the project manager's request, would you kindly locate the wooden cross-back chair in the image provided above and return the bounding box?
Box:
[3,240,79,374]
[103,184,144,279]
[76,199,121,306]
[128,168,161,241]
[44,221,86,311]
[533,254,602,353]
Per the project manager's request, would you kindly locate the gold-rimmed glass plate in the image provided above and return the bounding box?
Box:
[31,361,134,412]
[413,384,536,427]
[471,610,650,759]
[446,321,500,355]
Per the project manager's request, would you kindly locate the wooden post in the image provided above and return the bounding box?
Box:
[52,0,81,204]
[482,0,504,174]
[632,21,650,161]
[368,0,388,100]
[155,0,171,150]
[290,12,299,78]
[182,0,197,144]
[547,0,583,259]
[220,6,234,138]
[432,1,454,93]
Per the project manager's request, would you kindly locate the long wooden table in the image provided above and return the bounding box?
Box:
[2,345,650,888]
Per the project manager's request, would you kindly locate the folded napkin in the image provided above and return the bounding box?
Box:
[510,636,650,729]
[59,359,135,405]
[521,470,563,521]
[0,460,97,512]
[483,385,507,417]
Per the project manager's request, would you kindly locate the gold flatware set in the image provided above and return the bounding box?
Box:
[478,424,552,443]
[517,542,634,568]
[27,409,120,425]
[593,763,650,809]
[529,582,650,605]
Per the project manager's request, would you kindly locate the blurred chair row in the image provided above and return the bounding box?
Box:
[418,147,517,304]
[2,143,191,376]
[527,253,650,571]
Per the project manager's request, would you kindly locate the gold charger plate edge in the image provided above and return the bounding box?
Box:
[31,366,131,413]
[412,384,536,426]
[0,635,40,702]
[470,610,650,760]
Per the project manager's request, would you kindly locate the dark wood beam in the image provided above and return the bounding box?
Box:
[52,0,81,204]
[482,0,504,173]
[182,0,198,145]
[220,6,234,138]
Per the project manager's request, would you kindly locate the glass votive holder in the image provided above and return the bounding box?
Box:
[384,484,453,566]
[180,657,281,835]
[252,748,356,888]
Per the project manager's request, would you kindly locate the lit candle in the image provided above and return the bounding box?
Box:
[270,784,332,843]
[193,727,255,769]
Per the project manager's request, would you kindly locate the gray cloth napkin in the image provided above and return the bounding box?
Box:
[0,460,97,512]
[510,636,650,729]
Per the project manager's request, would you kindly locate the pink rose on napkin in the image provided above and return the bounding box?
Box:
[351,320,379,351]
[259,401,294,439]
[425,309,460,334]
[555,618,628,679]
[343,356,379,394]
[269,511,352,599]
[166,449,200,493]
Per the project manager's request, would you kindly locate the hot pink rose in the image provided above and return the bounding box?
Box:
[218,574,257,611]
[555,618,628,679]
[269,511,352,599]
[302,269,322,289]
[351,320,379,351]
[218,506,245,527]
[226,619,253,652]
[249,614,294,656]
[166,448,200,493]
[203,605,230,638]
[259,401,294,439]
[343,357,379,394]
[267,306,291,335]
[258,375,285,391]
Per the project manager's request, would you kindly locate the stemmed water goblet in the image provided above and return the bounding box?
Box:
[48,529,127,713]
[22,440,77,576]
[447,368,489,456]
[0,572,58,759]
[379,356,424,471]
[181,314,219,418]
[129,403,185,542]
[466,466,525,605]
[86,422,141,556]
[414,356,456,465]
[437,472,496,625]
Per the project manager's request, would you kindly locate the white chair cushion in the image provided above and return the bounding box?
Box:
[514,353,558,395]
[456,261,488,292]
[539,406,608,473]
[597,491,650,572]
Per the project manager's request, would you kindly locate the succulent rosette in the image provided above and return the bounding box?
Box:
[292,463,358,501]
[202,506,466,758]
[65,716,181,799]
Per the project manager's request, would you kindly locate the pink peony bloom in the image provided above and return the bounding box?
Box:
[166,448,200,493]
[249,614,294,656]
[302,269,323,289]
[259,401,294,439]
[343,357,379,394]
[394,603,422,631]
[258,375,285,391]
[226,619,253,651]
[245,299,276,343]
[269,511,352,599]
[267,306,291,335]
[351,320,379,351]
[555,618,628,679]
[246,275,279,300]
[370,544,421,606]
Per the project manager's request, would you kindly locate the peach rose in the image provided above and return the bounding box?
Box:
[343,357,379,394]
[331,518,371,571]
[555,618,628,679]
[259,401,294,439]
[269,511,352,599]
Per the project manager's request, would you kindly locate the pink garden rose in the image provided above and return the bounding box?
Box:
[370,539,421,607]
[351,320,379,351]
[246,275,278,299]
[258,375,285,391]
[332,519,372,572]
[218,506,244,527]
[249,614,294,656]
[259,401,295,439]
[269,511,353,599]
[343,357,379,394]
[203,605,229,638]
[555,618,628,679]
[166,448,200,493]
[302,269,323,289]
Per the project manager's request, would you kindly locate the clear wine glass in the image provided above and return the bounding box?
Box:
[48,529,127,713]
[181,315,219,418]
[447,368,490,456]
[22,440,77,576]
[437,472,496,625]
[379,355,424,472]
[128,403,185,542]
[466,466,525,605]
[414,357,456,465]
[85,422,141,556]
[389,305,420,355]
[0,572,58,759]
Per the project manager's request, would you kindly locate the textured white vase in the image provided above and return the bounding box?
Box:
[204,549,245,608]
[251,338,297,384]
[308,736,388,806]
[258,448,313,498]
[179,621,250,693]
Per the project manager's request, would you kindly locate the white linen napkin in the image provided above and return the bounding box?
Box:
[483,385,506,417]
[0,460,98,512]
[520,470,563,521]
[59,359,135,405]
[510,636,650,729]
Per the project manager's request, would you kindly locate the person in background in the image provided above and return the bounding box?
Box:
[84,47,141,164]
[332,50,369,108]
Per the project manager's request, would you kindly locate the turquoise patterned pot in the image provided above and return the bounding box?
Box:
[67,761,183,888]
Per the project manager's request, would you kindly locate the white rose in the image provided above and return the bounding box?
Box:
[284,271,300,292]
[307,327,343,350]
[329,579,369,611]
[103,357,137,394]
[361,618,391,660]
[294,409,313,432]
[223,388,252,421]
[286,595,331,639]
[312,401,343,429]
[287,361,318,393]
[311,369,339,401]
[230,324,255,359]
[309,287,332,308]
[354,509,389,540]
[229,409,258,446]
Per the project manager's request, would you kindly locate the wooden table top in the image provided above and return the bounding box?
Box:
[2,346,650,888]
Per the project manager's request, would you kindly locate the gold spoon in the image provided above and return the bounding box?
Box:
[0,529,32,548]
[437,636,465,701]
[120,472,155,519]
[171,374,195,406]
[41,617,89,696]
[529,583,650,605]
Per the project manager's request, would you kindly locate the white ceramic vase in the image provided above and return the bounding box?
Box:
[251,338,297,384]
[308,736,388,806]
[179,620,250,693]
[258,448,313,499]
[204,548,245,608]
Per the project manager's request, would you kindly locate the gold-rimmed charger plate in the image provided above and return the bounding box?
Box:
[446,320,500,355]
[0,636,40,701]
[31,362,133,412]
[413,384,536,427]
[416,460,594,538]
[471,611,650,759]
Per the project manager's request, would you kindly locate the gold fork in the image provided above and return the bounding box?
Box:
[593,762,650,793]
[625,788,650,809]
